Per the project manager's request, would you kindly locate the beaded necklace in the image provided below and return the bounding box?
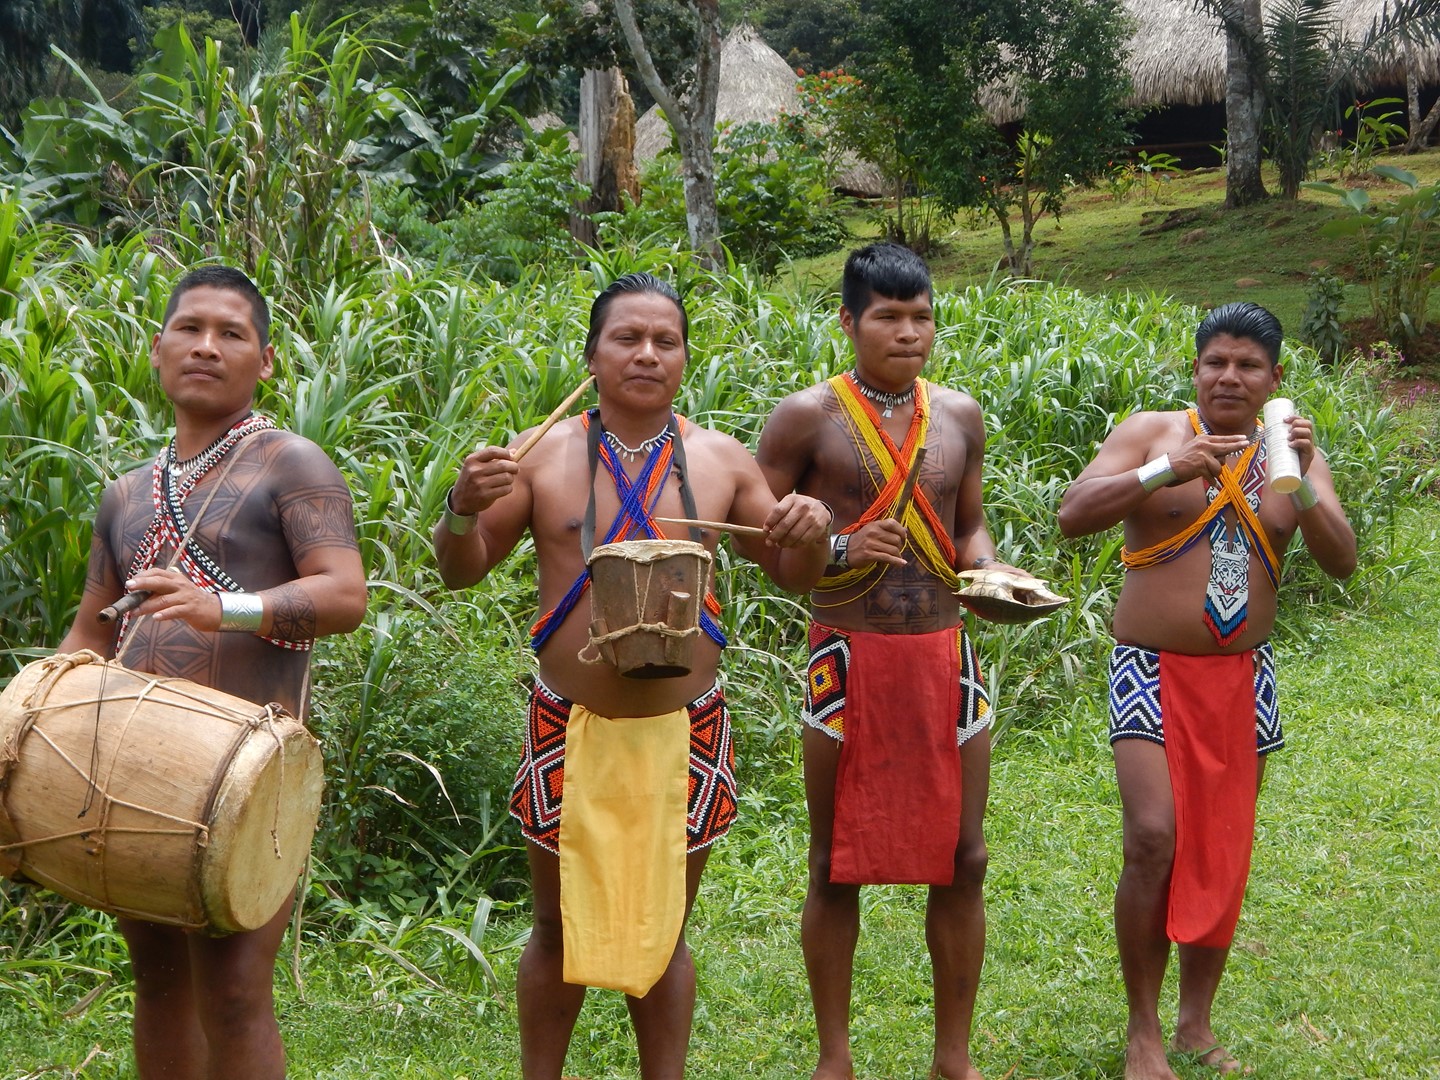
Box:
[849,371,916,418]
[603,427,671,462]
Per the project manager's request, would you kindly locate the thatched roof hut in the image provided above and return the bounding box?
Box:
[633,23,886,195]
[982,0,1440,123]
[1125,0,1440,108]
[634,23,800,159]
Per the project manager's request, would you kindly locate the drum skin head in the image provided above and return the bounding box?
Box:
[202,722,323,932]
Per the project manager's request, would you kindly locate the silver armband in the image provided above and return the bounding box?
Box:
[443,489,478,536]
[218,591,265,632]
[1289,475,1319,512]
[1137,454,1177,492]
[829,532,850,569]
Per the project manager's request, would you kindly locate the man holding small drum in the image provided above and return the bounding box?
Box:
[433,272,830,1079]
[1058,301,1355,1079]
[57,266,367,1078]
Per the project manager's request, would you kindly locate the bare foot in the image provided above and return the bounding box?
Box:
[810,1061,855,1080]
[928,1064,985,1080]
[1124,1039,1180,1080]
[1171,1038,1252,1075]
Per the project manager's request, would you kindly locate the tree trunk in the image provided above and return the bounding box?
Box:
[1406,52,1422,149]
[1223,0,1268,207]
[676,122,721,267]
[1404,47,1440,152]
[1408,93,1440,152]
[614,0,724,267]
[573,67,639,245]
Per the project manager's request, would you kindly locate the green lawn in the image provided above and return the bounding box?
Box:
[5,504,1436,1079]
[791,149,1440,345]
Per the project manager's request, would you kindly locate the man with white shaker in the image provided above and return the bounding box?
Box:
[1058,301,1356,1080]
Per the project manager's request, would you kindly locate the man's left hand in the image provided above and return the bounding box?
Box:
[763,494,833,548]
[1283,413,1317,476]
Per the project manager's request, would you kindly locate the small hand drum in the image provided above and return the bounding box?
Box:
[584,539,713,679]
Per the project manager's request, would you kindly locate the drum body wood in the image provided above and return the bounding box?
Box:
[586,539,713,679]
[0,651,323,933]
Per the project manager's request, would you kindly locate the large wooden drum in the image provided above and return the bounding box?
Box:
[0,651,323,933]
[585,539,712,680]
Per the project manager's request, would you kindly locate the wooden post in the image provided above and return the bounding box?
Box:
[573,67,640,245]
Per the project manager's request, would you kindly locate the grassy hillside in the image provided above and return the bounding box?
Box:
[792,149,1440,373]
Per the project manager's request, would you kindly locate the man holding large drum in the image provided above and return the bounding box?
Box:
[54,266,367,1078]
[434,272,831,1079]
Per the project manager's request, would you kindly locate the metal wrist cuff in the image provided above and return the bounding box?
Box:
[829,532,850,569]
[443,489,478,536]
[1137,454,1177,492]
[1289,476,1319,511]
[218,591,265,632]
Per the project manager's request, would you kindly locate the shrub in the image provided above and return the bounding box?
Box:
[1300,268,1348,364]
[1306,165,1440,351]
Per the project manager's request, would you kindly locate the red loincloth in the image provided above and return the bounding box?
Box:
[1159,650,1259,948]
[830,627,962,885]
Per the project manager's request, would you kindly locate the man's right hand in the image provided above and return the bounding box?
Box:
[449,445,519,516]
[1168,432,1254,484]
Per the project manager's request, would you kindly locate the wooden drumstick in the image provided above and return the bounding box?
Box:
[893,446,927,520]
[653,516,767,538]
[98,590,149,624]
[509,375,595,461]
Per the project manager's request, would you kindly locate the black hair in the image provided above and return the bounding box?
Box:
[583,272,689,360]
[1195,301,1283,365]
[161,266,271,349]
[840,242,932,320]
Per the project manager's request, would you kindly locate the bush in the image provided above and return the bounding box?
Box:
[373,130,587,278]
[310,604,535,905]
[1307,165,1440,350]
[1300,268,1347,364]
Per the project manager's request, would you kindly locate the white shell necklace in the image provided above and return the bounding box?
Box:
[850,372,916,418]
[604,427,671,462]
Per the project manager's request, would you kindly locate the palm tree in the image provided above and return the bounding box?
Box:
[1199,0,1440,204]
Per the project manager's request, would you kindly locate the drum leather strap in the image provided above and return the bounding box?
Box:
[581,412,697,556]
[531,412,727,652]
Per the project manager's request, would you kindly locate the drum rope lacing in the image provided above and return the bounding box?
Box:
[581,561,706,652]
[0,655,292,862]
